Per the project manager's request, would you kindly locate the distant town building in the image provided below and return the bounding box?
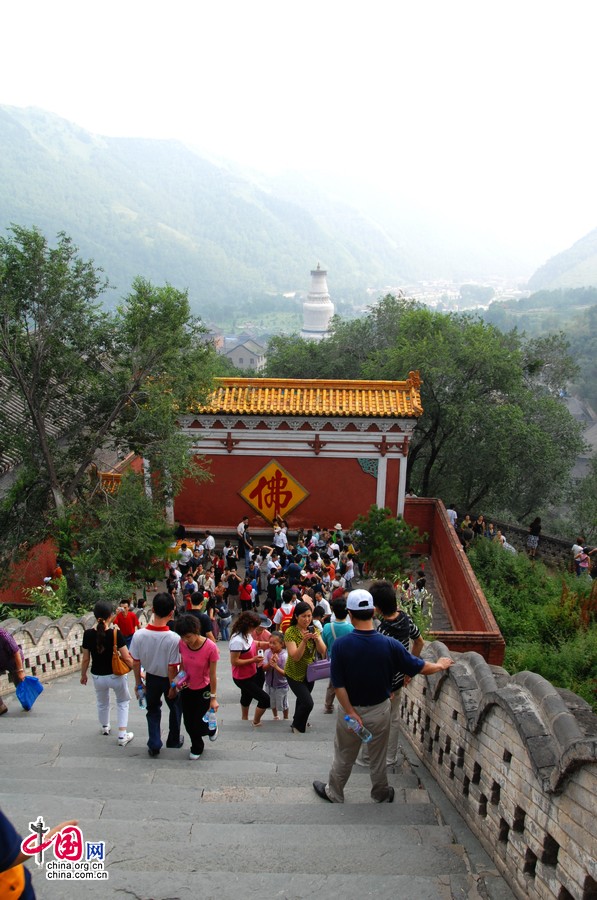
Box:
[301,264,334,341]
[224,339,266,371]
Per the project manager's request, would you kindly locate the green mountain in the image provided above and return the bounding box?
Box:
[0,105,415,315]
[528,228,597,291]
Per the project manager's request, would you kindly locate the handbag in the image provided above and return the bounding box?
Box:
[306,658,331,682]
[112,629,131,676]
[15,675,44,711]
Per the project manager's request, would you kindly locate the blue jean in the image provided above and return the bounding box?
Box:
[145,672,182,752]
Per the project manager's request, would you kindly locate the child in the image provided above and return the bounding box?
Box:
[263,596,276,622]
[273,589,296,633]
[312,605,325,634]
[239,574,254,612]
[262,632,289,720]
[344,554,355,590]
[216,597,232,641]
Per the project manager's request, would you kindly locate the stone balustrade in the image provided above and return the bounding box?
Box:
[0,612,149,695]
[402,642,597,900]
[485,520,578,570]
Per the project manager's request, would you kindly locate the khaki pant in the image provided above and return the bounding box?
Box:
[358,689,402,766]
[326,699,391,803]
[324,679,335,711]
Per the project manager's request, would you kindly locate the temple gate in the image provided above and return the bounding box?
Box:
[174,374,423,530]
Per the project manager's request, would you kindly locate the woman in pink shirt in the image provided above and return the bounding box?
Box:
[170,615,220,760]
[229,611,271,726]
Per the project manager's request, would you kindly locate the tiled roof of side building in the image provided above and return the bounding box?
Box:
[0,375,73,475]
[190,372,423,418]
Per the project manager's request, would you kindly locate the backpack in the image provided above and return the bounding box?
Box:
[279,606,294,633]
[216,602,231,619]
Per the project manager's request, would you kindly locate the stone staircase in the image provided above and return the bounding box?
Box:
[0,665,515,899]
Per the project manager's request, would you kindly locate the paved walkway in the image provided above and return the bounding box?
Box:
[0,658,515,899]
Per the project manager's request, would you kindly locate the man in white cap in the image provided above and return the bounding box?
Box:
[313,589,453,804]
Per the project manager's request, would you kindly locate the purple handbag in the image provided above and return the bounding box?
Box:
[306,658,331,682]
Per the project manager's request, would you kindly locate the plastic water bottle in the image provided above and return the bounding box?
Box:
[136,685,146,709]
[171,670,188,690]
[203,709,217,731]
[344,715,372,743]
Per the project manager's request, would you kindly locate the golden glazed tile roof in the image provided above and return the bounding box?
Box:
[191,373,423,418]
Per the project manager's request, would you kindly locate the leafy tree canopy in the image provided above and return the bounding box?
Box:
[0,225,217,580]
[265,295,584,520]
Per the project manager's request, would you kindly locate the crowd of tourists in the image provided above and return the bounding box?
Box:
[447,505,597,577]
[446,506,522,554]
[70,519,452,807]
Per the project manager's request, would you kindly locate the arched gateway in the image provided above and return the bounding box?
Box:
[174,373,423,530]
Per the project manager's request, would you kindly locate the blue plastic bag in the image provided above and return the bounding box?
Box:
[15,675,44,711]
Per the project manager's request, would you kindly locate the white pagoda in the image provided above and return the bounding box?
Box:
[301,264,334,341]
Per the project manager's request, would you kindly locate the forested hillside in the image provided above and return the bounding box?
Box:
[483,288,597,409]
[0,105,411,316]
[528,228,597,290]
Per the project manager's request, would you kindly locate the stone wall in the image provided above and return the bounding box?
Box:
[0,612,149,696]
[401,643,597,900]
[488,521,577,571]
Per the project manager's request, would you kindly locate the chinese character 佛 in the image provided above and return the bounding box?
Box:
[249,469,293,516]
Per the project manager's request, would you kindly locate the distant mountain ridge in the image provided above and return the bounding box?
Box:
[0,105,415,313]
[528,228,597,290]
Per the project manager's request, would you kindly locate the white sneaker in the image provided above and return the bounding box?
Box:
[208,725,219,742]
[118,732,134,747]
[101,725,111,735]
[189,751,202,760]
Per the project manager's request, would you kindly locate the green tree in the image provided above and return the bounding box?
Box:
[0,226,216,579]
[70,472,174,607]
[568,457,597,542]
[265,295,584,520]
[352,505,422,580]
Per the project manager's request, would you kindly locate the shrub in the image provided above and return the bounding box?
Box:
[468,538,597,711]
[352,505,423,580]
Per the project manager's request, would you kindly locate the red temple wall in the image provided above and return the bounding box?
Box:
[405,498,505,663]
[0,539,57,606]
[384,458,400,510]
[174,454,393,530]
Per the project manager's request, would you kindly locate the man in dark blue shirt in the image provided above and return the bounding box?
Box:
[313,589,453,804]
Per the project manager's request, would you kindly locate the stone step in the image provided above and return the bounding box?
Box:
[24,822,468,875]
[2,773,428,823]
[1,790,439,825]
[1,670,515,900]
[33,868,489,900]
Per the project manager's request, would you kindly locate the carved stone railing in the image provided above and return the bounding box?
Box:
[401,642,597,900]
[483,519,577,571]
[0,612,149,695]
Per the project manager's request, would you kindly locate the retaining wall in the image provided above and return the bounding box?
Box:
[402,642,597,900]
[482,520,577,571]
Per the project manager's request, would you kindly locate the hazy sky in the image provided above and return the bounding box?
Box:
[2,0,596,268]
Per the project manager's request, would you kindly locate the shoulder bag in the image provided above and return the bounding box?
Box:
[112,628,132,676]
